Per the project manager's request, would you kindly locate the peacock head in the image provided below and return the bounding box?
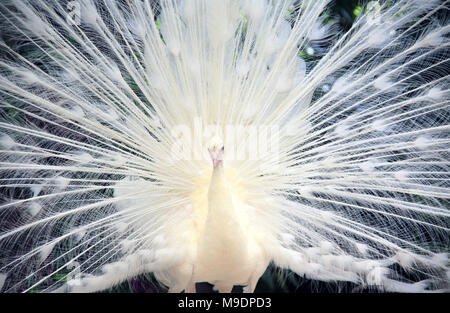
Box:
[207,136,224,168]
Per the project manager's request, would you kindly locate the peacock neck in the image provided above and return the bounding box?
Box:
[207,161,233,217]
[194,159,249,283]
[206,159,245,243]
[212,161,224,178]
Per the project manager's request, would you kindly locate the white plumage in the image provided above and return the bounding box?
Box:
[0,0,449,293]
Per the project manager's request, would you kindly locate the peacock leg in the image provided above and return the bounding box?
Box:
[213,282,234,293]
[185,282,197,293]
[243,258,269,293]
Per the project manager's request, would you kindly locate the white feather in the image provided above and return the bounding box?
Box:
[0,274,6,291]
[0,134,15,149]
